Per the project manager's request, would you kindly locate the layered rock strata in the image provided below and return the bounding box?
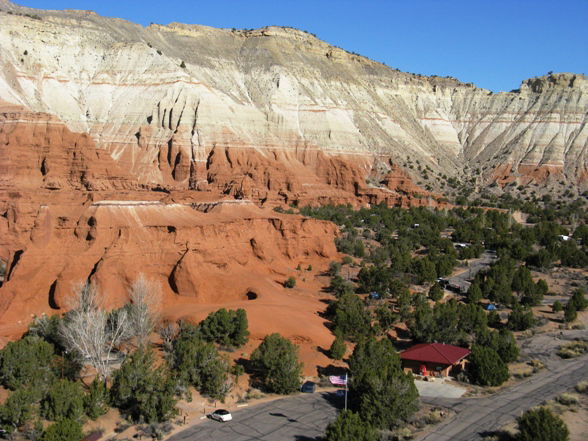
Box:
[0,2,586,193]
[0,1,587,348]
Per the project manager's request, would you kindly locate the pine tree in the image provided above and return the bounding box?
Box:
[517,407,569,441]
[467,345,509,386]
[110,347,178,423]
[564,302,577,323]
[348,337,419,430]
[328,333,347,360]
[250,333,302,394]
[324,410,378,441]
[84,378,109,420]
[41,418,83,441]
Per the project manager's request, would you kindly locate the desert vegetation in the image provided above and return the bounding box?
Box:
[0,274,281,440]
[297,201,586,439]
[0,196,586,440]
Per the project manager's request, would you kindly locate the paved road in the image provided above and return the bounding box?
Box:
[167,392,340,441]
[445,251,497,294]
[168,354,588,441]
[417,354,588,441]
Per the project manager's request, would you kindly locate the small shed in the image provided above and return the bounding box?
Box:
[401,343,471,377]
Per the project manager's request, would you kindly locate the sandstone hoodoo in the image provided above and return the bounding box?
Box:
[0,0,587,350]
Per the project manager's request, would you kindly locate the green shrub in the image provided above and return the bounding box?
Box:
[332,293,372,341]
[569,289,587,311]
[555,393,579,406]
[428,283,444,302]
[575,380,588,394]
[466,283,482,304]
[564,302,577,323]
[467,345,509,386]
[507,305,535,331]
[284,277,296,288]
[41,379,85,422]
[375,306,397,334]
[199,308,249,348]
[487,310,502,328]
[329,261,342,276]
[84,378,109,420]
[41,418,84,441]
[171,333,230,400]
[551,301,563,313]
[0,387,38,434]
[324,409,378,441]
[328,333,346,360]
[250,333,302,394]
[348,337,418,430]
[0,336,55,390]
[516,407,569,441]
[110,347,178,423]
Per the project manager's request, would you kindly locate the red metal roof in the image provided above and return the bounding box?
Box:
[400,343,471,365]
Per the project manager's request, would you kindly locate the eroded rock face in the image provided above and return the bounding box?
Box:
[0,4,586,192]
[0,101,341,342]
[0,2,587,356]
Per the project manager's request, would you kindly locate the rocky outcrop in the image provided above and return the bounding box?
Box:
[0,1,586,350]
[0,3,586,194]
[0,101,340,335]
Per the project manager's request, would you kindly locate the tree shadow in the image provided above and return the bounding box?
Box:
[319,391,345,410]
[317,346,331,357]
[236,356,265,389]
[269,412,299,423]
[235,357,253,372]
[392,339,413,351]
[393,325,411,340]
[478,430,514,441]
[294,436,320,441]
[317,364,347,377]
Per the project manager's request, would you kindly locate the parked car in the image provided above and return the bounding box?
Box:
[208,409,232,422]
[301,381,317,393]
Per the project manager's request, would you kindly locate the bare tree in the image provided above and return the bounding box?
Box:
[59,282,129,380]
[158,320,179,354]
[128,274,161,346]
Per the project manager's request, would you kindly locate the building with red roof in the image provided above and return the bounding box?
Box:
[400,343,471,377]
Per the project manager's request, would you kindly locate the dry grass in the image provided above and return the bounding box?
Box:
[575,381,588,394]
[557,340,588,359]
[556,393,580,406]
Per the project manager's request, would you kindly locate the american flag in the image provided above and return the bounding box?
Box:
[329,375,347,386]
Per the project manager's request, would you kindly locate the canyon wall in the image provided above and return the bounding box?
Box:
[0,1,587,350]
[0,2,586,195]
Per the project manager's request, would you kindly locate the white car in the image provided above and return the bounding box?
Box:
[209,409,232,422]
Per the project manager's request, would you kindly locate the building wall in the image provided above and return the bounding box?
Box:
[402,359,466,377]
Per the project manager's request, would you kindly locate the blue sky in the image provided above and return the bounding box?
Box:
[16,0,588,92]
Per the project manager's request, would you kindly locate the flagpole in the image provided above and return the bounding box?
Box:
[344,372,348,411]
